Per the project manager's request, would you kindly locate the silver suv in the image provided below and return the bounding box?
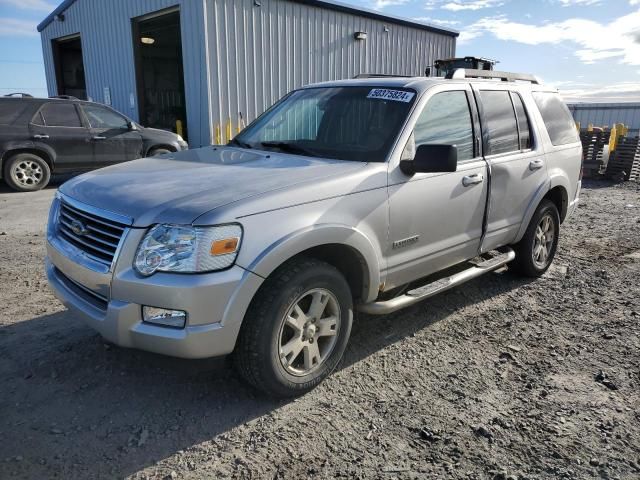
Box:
[46,70,582,397]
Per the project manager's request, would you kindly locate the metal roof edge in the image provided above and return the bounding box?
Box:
[38,0,459,37]
[37,0,76,32]
[293,0,459,36]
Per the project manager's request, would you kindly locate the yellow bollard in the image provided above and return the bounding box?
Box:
[576,122,581,131]
[214,123,222,145]
[225,118,232,143]
[587,123,593,132]
[176,120,183,138]
[609,126,618,152]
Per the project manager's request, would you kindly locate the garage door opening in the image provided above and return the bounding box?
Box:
[133,9,188,141]
[52,35,87,100]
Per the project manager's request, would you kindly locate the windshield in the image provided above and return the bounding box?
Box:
[233,86,417,162]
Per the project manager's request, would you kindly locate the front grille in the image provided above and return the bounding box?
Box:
[53,266,108,311]
[57,201,127,267]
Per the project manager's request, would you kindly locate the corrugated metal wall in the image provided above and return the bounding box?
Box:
[40,0,456,147]
[205,0,456,142]
[40,0,210,148]
[568,103,640,134]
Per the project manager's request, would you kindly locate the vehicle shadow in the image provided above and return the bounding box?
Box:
[0,268,532,479]
[0,174,78,195]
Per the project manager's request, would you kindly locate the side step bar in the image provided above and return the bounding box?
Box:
[357,248,516,315]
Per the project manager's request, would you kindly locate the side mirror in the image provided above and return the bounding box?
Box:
[400,144,457,175]
[128,121,138,131]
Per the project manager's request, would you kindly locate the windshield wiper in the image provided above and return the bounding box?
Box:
[260,141,317,157]
[229,138,252,149]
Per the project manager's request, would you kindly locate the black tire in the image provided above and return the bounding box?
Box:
[511,199,560,277]
[233,257,353,397]
[147,148,172,157]
[3,153,51,192]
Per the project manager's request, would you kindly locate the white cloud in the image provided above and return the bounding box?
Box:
[0,0,55,11]
[441,0,504,11]
[413,16,461,26]
[371,0,409,9]
[557,81,640,103]
[0,18,38,36]
[556,0,602,6]
[459,11,640,66]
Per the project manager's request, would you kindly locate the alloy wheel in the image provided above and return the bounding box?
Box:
[12,160,44,188]
[532,213,555,269]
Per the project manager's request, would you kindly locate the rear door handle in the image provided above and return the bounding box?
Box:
[92,136,107,141]
[529,159,544,171]
[462,173,484,187]
[32,134,49,140]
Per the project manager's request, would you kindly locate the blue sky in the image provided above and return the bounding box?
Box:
[0,0,639,102]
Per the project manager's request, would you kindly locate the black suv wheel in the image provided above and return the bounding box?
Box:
[4,153,51,192]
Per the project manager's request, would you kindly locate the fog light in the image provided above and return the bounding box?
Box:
[142,306,187,328]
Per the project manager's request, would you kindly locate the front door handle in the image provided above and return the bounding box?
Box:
[529,159,544,171]
[92,135,107,141]
[462,173,484,187]
[33,134,49,140]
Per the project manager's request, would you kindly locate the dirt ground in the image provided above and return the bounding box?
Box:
[0,178,639,480]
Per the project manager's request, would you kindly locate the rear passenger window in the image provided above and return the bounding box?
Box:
[409,91,474,162]
[479,91,519,155]
[532,92,579,146]
[511,93,532,150]
[0,101,29,125]
[34,103,82,127]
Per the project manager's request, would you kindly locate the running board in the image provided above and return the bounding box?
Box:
[357,248,516,315]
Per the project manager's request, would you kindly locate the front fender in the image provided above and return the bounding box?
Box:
[241,223,382,303]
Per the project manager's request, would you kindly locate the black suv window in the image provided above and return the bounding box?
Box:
[410,91,474,162]
[0,100,30,125]
[34,103,83,127]
[82,104,128,129]
[512,93,532,150]
[532,92,579,146]
[479,90,519,155]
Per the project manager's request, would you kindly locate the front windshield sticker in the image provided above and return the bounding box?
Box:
[367,89,415,103]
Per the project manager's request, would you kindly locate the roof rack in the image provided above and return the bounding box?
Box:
[447,68,540,84]
[353,73,412,79]
[49,95,79,100]
[4,93,34,98]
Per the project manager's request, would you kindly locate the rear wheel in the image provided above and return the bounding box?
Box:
[3,153,51,192]
[511,200,560,277]
[233,258,353,397]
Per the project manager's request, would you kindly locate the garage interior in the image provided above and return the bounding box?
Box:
[52,35,87,100]
[132,9,187,140]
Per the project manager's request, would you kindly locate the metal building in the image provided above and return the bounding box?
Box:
[568,103,640,134]
[38,0,458,147]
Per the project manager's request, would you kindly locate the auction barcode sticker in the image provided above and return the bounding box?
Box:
[367,89,415,103]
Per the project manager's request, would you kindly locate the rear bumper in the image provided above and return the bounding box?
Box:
[46,252,263,359]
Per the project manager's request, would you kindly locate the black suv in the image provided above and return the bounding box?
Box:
[0,96,188,191]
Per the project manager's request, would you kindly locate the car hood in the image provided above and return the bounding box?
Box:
[59,147,367,227]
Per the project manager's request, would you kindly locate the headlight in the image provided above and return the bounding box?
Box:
[134,224,242,276]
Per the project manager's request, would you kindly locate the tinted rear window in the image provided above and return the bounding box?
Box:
[512,93,532,150]
[532,92,579,146]
[479,90,519,155]
[36,103,83,127]
[0,100,30,125]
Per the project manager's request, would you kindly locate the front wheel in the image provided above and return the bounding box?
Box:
[233,258,353,397]
[511,199,560,277]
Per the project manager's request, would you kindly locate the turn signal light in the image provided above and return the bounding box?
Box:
[210,237,239,256]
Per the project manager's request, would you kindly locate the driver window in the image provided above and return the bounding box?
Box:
[402,91,474,162]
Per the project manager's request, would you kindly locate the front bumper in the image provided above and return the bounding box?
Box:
[46,230,263,359]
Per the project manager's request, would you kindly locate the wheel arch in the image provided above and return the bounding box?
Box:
[514,177,569,243]
[241,224,381,303]
[1,147,55,178]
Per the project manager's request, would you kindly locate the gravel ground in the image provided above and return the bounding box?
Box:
[0,179,639,480]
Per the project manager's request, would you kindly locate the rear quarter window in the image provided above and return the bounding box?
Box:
[0,100,30,125]
[532,92,579,146]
